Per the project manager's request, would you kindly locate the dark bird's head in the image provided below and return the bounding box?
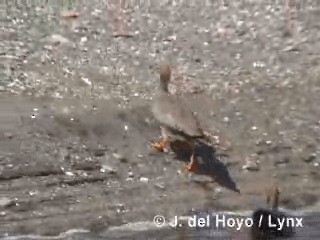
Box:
[159,64,171,92]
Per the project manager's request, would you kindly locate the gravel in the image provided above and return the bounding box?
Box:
[2,0,320,238]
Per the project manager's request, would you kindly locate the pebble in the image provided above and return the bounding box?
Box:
[126,177,133,182]
[101,165,117,174]
[65,171,75,176]
[80,36,88,43]
[81,77,92,86]
[266,140,272,145]
[29,190,37,196]
[214,187,222,194]
[140,177,149,183]
[253,61,266,68]
[242,159,260,171]
[223,117,229,123]
[48,34,70,45]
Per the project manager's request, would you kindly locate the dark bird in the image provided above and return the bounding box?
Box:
[151,64,216,172]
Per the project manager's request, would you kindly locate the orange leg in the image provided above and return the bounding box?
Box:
[150,127,170,152]
[150,136,170,152]
[182,141,197,172]
[184,154,197,172]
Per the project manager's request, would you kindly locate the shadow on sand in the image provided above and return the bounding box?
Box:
[170,140,240,193]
